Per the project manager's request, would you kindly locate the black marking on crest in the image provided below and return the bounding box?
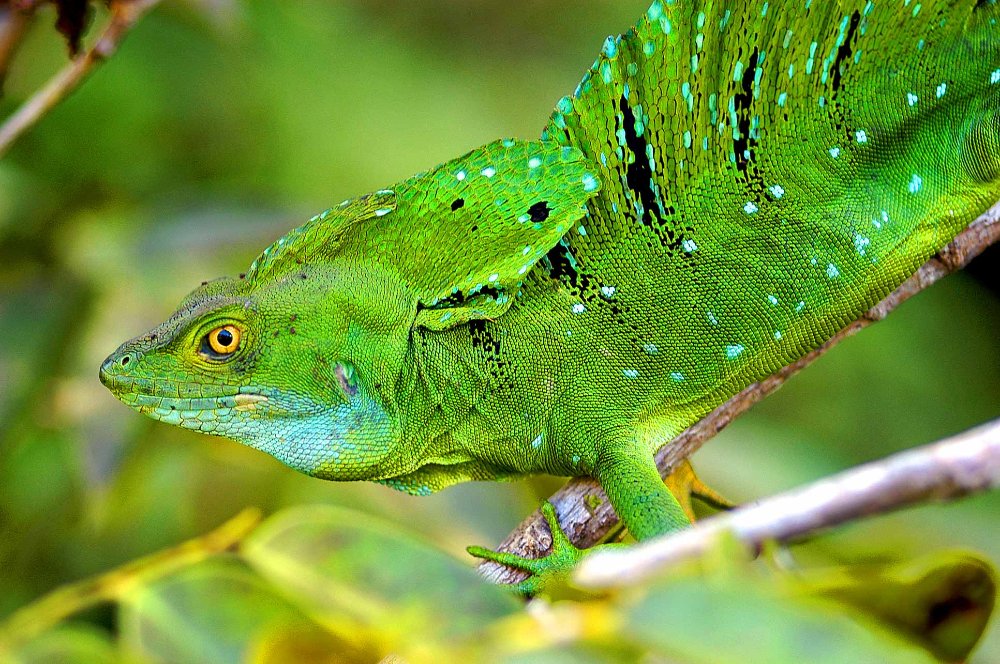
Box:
[619,97,661,226]
[451,198,465,211]
[831,11,861,94]
[733,47,759,173]
[545,241,592,295]
[619,96,692,254]
[828,10,862,144]
[527,201,551,222]
[419,285,503,310]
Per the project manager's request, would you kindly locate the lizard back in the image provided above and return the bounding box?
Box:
[492,0,1000,442]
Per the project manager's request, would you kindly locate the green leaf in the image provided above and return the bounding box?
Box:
[622,557,939,664]
[241,505,520,646]
[119,557,372,664]
[805,551,997,663]
[7,625,124,664]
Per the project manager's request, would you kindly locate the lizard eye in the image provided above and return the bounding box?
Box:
[205,325,241,355]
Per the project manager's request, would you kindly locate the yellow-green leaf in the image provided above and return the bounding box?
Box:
[241,505,520,647]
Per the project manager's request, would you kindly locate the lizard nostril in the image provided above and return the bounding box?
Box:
[120,355,131,367]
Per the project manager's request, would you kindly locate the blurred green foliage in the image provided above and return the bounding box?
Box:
[1,1,998,661]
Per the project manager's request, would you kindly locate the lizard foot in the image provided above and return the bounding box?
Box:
[467,501,587,597]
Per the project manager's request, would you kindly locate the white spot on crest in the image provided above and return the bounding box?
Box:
[725,344,745,360]
[528,157,542,169]
[481,166,496,178]
[488,273,499,283]
[374,208,392,217]
[456,170,467,181]
[854,234,871,256]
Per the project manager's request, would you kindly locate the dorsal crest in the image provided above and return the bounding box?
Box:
[245,138,601,328]
[245,190,397,282]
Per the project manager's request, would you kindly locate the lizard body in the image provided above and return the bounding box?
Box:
[102,0,1000,589]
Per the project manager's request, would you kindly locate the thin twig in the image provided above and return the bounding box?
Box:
[0,2,38,93]
[0,508,262,656]
[479,200,1000,585]
[575,417,1000,588]
[0,0,163,157]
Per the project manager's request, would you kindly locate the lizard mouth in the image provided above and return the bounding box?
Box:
[99,352,269,423]
[107,379,270,431]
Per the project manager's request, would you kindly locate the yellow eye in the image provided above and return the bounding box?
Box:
[207,325,241,355]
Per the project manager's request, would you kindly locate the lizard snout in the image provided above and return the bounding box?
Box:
[99,349,138,389]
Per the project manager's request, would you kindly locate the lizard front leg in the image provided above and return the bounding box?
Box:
[469,443,692,596]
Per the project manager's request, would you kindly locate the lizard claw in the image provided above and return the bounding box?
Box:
[468,502,587,597]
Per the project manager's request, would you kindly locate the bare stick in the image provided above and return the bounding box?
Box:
[0,0,163,157]
[575,418,1000,588]
[0,508,262,655]
[479,200,1000,585]
[0,2,38,93]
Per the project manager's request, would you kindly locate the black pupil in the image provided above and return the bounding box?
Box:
[217,329,233,347]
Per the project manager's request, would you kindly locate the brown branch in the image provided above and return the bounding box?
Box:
[575,417,1000,588]
[0,2,38,94]
[479,200,1000,585]
[0,508,262,656]
[0,0,163,157]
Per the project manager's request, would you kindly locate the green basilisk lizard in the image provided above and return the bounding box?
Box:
[101,0,1000,593]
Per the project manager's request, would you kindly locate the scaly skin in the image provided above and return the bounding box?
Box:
[101,0,1000,592]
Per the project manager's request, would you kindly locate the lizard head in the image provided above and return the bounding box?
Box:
[99,262,412,480]
[100,138,600,482]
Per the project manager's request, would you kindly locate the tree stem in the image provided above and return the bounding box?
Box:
[0,0,163,156]
[576,418,1000,588]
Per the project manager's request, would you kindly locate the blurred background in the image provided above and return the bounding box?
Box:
[1,0,998,658]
